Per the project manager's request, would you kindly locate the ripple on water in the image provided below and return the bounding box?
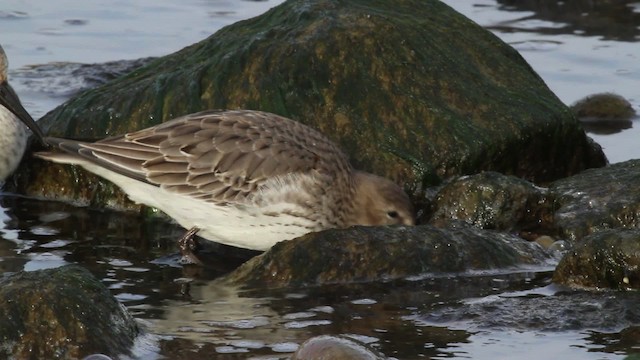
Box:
[284,320,332,329]
[38,212,71,223]
[176,326,216,334]
[215,345,249,354]
[39,239,72,248]
[284,293,307,299]
[229,339,266,349]
[0,11,28,19]
[510,39,563,52]
[23,252,68,271]
[64,19,88,26]
[351,298,377,305]
[108,259,134,267]
[282,311,317,320]
[202,316,271,330]
[115,293,147,302]
[270,342,299,353]
[343,333,380,345]
[309,305,334,313]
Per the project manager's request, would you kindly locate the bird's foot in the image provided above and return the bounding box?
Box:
[178,227,203,265]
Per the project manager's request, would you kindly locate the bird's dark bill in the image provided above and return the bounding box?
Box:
[0,80,45,141]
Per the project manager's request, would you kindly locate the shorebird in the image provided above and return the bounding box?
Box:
[36,110,415,262]
[0,45,46,182]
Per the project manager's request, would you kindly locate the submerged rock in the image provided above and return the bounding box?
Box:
[424,288,640,331]
[227,224,552,288]
[553,229,640,290]
[0,265,139,359]
[571,92,636,121]
[292,335,386,360]
[14,0,604,210]
[571,92,636,134]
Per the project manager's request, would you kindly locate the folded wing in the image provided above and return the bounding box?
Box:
[45,110,352,205]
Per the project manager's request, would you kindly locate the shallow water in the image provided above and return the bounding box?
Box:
[1,0,640,359]
[4,193,638,359]
[442,0,640,164]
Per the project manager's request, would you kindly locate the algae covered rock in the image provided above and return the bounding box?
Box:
[0,265,139,359]
[549,159,640,242]
[429,171,555,236]
[553,229,640,290]
[571,92,636,134]
[15,0,604,209]
[571,92,636,121]
[429,161,640,245]
[226,224,552,288]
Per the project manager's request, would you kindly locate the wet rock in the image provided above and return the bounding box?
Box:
[0,265,139,359]
[549,159,640,242]
[586,326,640,356]
[571,92,636,134]
[571,92,636,121]
[428,171,555,238]
[552,229,640,290]
[292,335,386,360]
[14,0,604,209]
[423,288,640,331]
[227,224,552,288]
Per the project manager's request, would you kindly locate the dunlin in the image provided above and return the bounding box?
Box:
[0,45,46,182]
[36,110,414,261]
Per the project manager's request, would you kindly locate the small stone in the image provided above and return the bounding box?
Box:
[291,335,386,360]
[571,92,636,121]
[534,235,555,249]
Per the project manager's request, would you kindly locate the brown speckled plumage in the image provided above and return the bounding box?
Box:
[37,110,414,250]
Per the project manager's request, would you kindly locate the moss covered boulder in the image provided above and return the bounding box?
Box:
[428,171,555,237]
[550,159,640,242]
[0,265,139,359]
[226,224,552,288]
[553,229,640,290]
[14,0,604,209]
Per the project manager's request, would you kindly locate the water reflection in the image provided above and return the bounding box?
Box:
[495,0,640,41]
[0,193,637,358]
[580,118,633,135]
[0,194,28,273]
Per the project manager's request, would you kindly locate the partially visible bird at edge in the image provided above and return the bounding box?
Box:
[35,109,415,264]
[0,45,46,183]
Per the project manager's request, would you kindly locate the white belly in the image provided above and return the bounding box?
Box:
[0,108,27,182]
[81,162,318,251]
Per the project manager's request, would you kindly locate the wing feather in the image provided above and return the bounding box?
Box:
[43,110,353,205]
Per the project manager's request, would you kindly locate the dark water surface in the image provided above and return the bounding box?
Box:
[2,194,637,359]
[1,0,640,359]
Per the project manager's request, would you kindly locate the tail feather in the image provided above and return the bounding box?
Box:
[35,137,150,184]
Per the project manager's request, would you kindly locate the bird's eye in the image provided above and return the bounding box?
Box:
[387,210,399,219]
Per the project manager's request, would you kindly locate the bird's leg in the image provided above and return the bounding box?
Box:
[178,227,203,265]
